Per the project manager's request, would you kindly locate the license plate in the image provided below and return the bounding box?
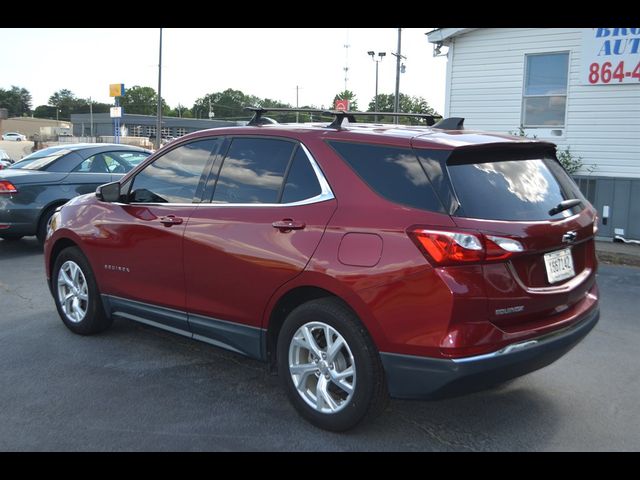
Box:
[544,248,575,284]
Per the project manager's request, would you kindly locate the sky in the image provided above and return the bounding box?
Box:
[0,28,447,115]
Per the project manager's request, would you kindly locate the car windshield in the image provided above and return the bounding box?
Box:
[9,151,69,170]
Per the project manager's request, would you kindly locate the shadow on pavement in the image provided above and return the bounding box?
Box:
[0,237,42,260]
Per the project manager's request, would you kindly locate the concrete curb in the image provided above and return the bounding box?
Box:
[596,250,640,268]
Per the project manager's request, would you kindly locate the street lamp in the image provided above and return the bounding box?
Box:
[368,51,386,122]
[87,97,94,138]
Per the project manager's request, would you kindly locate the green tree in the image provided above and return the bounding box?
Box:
[0,86,32,117]
[367,93,439,124]
[192,88,255,120]
[331,90,358,111]
[33,105,58,119]
[48,89,85,120]
[119,85,169,116]
[169,103,192,118]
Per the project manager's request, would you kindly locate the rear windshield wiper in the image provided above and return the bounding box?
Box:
[548,198,583,216]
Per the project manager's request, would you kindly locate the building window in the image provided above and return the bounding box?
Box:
[130,125,144,137]
[147,126,156,137]
[175,128,187,137]
[161,127,171,138]
[522,52,569,127]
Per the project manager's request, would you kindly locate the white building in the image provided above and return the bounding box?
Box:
[427,28,640,241]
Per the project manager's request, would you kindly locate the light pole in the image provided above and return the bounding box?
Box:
[368,51,386,122]
[88,97,94,138]
[155,27,163,150]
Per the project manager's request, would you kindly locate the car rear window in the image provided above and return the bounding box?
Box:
[328,141,444,213]
[445,149,586,221]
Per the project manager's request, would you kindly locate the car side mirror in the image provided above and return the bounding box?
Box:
[96,181,121,202]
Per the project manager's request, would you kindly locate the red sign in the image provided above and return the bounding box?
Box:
[335,99,350,111]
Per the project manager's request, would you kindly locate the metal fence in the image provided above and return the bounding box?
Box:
[56,136,153,149]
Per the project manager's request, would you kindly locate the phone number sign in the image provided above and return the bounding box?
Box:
[582,28,640,85]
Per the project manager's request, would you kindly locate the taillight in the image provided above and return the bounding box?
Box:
[0,180,18,194]
[408,228,524,266]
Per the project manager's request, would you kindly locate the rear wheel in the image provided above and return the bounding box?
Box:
[277,298,388,431]
[37,206,59,244]
[52,246,112,335]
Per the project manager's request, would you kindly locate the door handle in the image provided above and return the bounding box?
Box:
[159,215,184,227]
[272,219,306,231]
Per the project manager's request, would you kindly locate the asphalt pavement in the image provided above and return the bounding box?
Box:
[0,237,639,451]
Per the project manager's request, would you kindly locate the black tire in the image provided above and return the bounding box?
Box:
[0,234,23,241]
[37,206,59,245]
[52,246,112,335]
[277,298,389,431]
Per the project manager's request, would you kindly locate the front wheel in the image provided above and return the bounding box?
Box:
[277,298,388,431]
[52,246,112,335]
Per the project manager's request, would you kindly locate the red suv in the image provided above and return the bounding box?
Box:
[44,111,599,431]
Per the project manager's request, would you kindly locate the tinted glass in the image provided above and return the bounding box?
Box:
[212,138,294,204]
[328,141,444,213]
[448,155,585,221]
[113,151,149,168]
[130,139,216,203]
[73,154,110,173]
[525,53,569,96]
[9,150,69,170]
[281,147,322,203]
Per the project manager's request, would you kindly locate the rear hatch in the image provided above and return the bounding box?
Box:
[416,143,597,332]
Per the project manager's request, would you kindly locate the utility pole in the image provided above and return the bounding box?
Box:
[343,29,350,91]
[155,27,163,150]
[296,85,299,123]
[393,28,403,124]
[89,97,94,138]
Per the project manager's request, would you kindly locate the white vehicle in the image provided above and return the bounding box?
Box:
[2,132,27,141]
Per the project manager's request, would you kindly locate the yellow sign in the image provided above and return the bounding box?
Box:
[109,84,125,97]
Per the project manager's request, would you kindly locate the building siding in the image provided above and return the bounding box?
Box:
[445,28,640,179]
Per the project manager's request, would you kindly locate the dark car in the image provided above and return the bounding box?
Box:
[44,111,599,431]
[0,143,150,242]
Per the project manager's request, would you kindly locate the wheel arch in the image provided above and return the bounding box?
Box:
[37,200,70,236]
[47,237,81,294]
[264,275,384,372]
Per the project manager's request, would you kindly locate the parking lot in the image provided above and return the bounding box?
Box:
[1,237,639,451]
[0,139,33,162]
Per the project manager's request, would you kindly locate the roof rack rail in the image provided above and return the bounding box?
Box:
[245,107,329,126]
[244,106,463,131]
[433,117,465,130]
[322,110,441,129]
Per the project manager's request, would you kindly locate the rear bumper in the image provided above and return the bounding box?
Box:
[380,305,599,399]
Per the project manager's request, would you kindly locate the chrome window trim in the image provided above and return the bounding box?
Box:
[125,140,335,208]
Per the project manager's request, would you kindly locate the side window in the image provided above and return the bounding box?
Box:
[212,138,295,204]
[281,147,321,203]
[73,154,110,173]
[129,139,218,203]
[107,151,150,173]
[328,141,444,213]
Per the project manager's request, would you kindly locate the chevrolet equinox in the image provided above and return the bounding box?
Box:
[44,110,599,431]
